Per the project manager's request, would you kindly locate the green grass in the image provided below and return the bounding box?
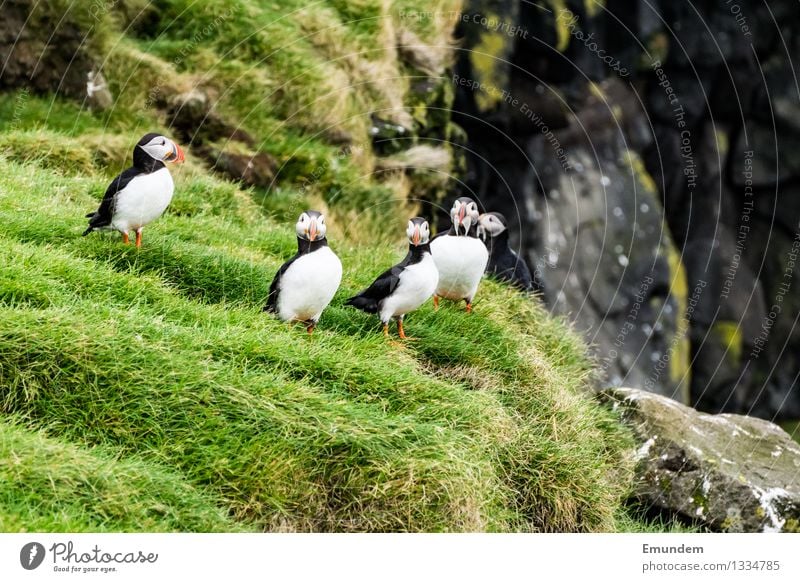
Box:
[0,153,636,531]
[0,0,667,532]
[0,418,245,532]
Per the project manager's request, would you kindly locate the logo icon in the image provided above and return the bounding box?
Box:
[20,542,46,570]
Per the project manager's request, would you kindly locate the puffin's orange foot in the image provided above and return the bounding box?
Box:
[397,320,417,341]
[135,230,142,248]
[433,295,440,311]
[465,301,473,314]
[121,232,130,245]
[382,323,390,337]
[306,324,315,336]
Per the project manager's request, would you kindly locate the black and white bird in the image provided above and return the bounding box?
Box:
[346,217,438,339]
[478,212,536,292]
[430,197,489,312]
[264,210,342,334]
[83,133,185,247]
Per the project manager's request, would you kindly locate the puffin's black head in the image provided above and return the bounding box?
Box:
[450,197,480,235]
[478,212,508,240]
[136,133,185,164]
[406,217,430,246]
[296,210,327,242]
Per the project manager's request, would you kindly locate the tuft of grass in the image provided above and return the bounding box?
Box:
[0,418,247,532]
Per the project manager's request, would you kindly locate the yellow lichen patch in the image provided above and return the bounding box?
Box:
[622,150,659,195]
[645,32,670,66]
[711,321,743,365]
[469,29,508,111]
[549,0,572,52]
[715,129,730,157]
[585,0,605,18]
[665,243,691,404]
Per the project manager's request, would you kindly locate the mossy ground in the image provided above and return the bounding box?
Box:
[0,0,681,532]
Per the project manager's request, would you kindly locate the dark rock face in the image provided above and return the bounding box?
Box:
[601,388,800,532]
[449,0,800,420]
[168,90,278,188]
[0,2,104,102]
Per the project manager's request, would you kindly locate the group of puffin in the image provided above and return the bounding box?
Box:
[83,134,534,337]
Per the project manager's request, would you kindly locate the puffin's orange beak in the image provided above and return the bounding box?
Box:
[458,205,466,225]
[167,143,185,164]
[412,225,421,246]
[308,220,318,242]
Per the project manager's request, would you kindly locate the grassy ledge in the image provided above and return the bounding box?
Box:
[0,0,663,532]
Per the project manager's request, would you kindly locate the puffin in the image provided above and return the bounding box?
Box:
[478,212,537,292]
[82,132,185,247]
[264,210,342,334]
[346,217,438,339]
[430,197,489,312]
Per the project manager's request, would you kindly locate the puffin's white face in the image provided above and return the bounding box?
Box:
[139,135,185,164]
[450,198,480,235]
[406,218,430,246]
[477,213,507,239]
[296,211,327,241]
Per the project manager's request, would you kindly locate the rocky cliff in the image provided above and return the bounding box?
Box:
[446,0,800,422]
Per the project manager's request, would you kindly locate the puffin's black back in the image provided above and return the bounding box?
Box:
[346,243,431,313]
[486,229,536,292]
[82,134,167,235]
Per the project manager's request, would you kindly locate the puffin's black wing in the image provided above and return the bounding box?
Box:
[346,265,404,314]
[489,249,535,292]
[264,254,301,313]
[83,167,141,235]
[430,226,455,242]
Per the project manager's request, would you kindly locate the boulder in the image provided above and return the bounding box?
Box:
[602,387,800,532]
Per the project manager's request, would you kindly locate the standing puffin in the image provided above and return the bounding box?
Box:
[430,197,489,312]
[346,217,438,339]
[264,210,342,334]
[82,133,185,247]
[478,212,536,292]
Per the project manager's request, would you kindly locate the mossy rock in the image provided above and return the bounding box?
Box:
[602,388,800,532]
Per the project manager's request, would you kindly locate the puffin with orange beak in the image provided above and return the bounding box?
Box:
[83,132,185,247]
[430,197,489,312]
[264,210,342,334]
[346,217,438,338]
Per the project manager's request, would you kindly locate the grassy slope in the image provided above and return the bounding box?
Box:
[0,1,654,532]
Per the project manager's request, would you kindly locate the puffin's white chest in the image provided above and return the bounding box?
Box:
[112,167,174,232]
[430,235,489,300]
[380,252,439,321]
[277,246,342,322]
